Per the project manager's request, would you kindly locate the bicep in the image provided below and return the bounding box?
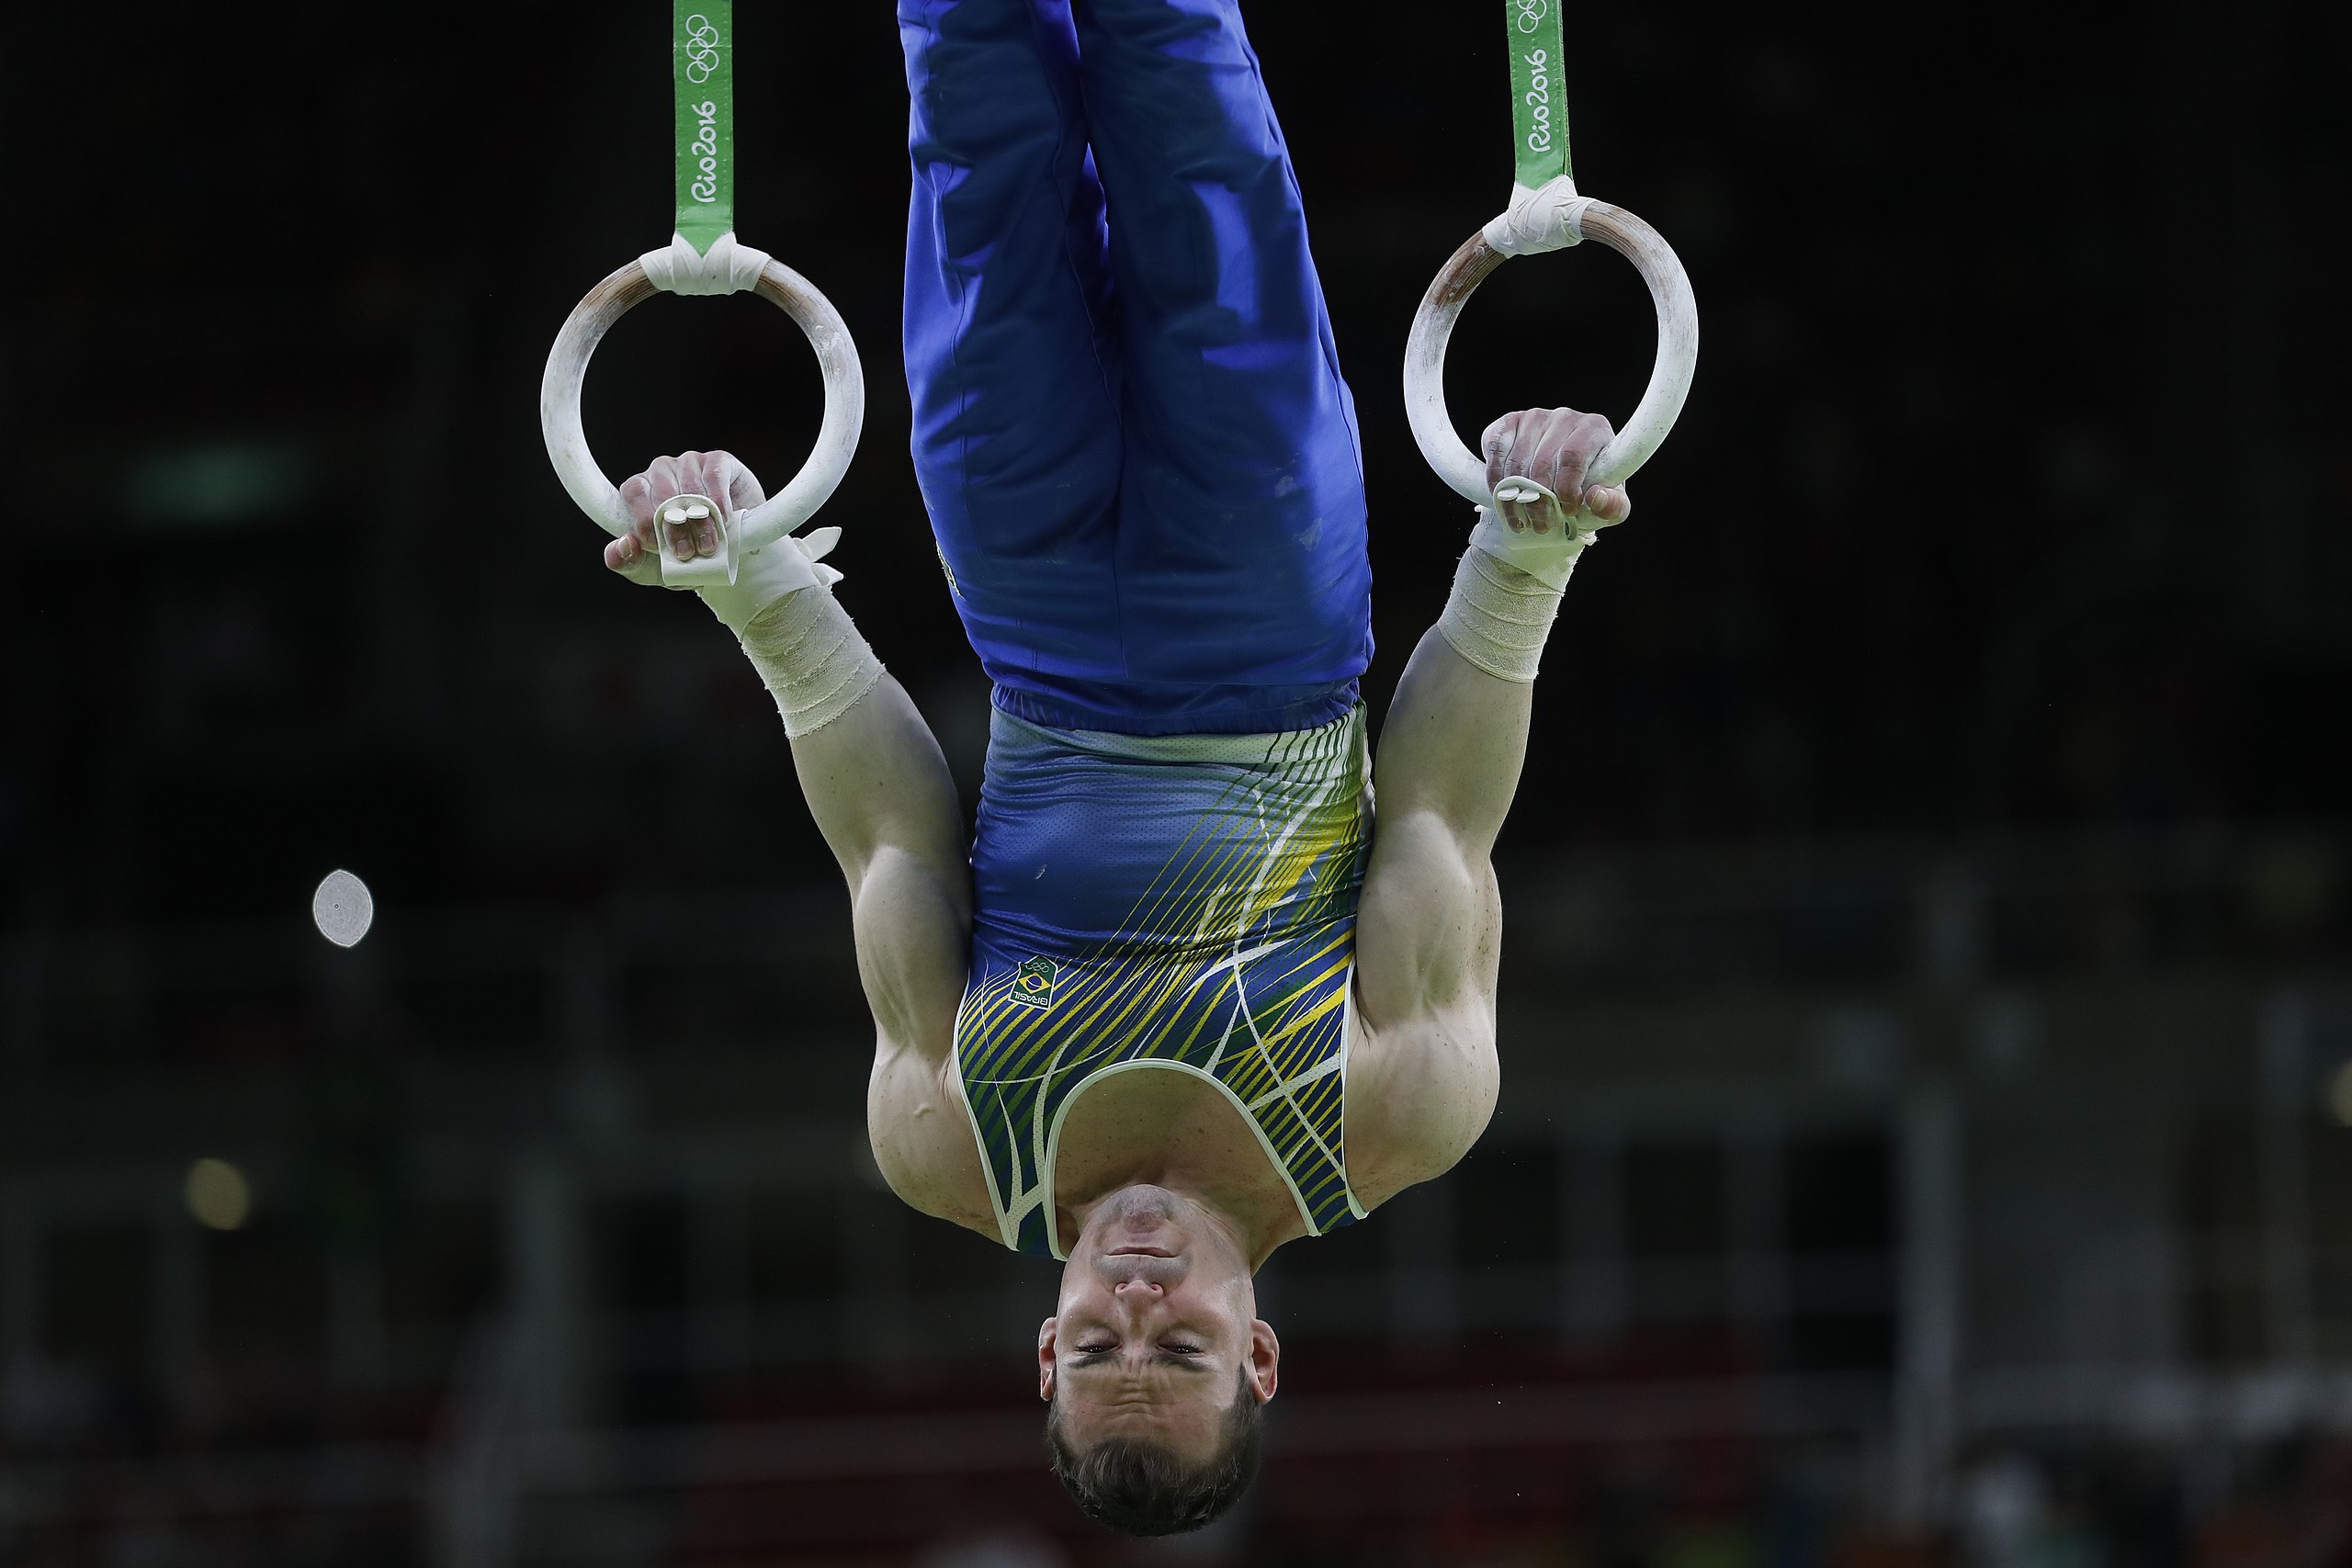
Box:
[786,673,974,1059]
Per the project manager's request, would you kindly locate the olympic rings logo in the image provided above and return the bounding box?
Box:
[1514,0,1548,34]
[682,13,722,83]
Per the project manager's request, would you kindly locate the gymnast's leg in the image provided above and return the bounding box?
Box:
[1069,0,1374,734]
[899,0,1127,723]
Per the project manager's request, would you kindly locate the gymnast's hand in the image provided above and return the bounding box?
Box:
[605,449,765,585]
[1480,408,1633,537]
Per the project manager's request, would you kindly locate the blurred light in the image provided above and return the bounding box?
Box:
[120,439,313,529]
[2330,1061,2352,1128]
[185,1157,252,1231]
[312,870,375,946]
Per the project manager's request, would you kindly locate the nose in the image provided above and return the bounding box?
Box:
[1092,1248,1185,1293]
[1113,1275,1163,1299]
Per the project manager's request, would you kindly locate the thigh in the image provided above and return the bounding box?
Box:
[900,0,1127,682]
[1070,0,1373,693]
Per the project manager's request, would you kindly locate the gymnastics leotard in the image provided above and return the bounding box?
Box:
[899,0,1374,1258]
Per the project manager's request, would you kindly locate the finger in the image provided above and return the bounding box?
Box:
[669,452,706,558]
[1535,416,1580,501]
[659,505,697,560]
[662,507,700,562]
[604,531,662,585]
[1582,485,1631,525]
[644,455,688,556]
[1527,489,1561,535]
[695,451,734,556]
[619,473,664,555]
[723,452,764,513]
[705,452,737,521]
[646,453,683,502]
[1557,413,1615,500]
[1518,411,1559,499]
[1481,415,1521,497]
[684,495,717,558]
[1494,472,1553,531]
[619,473,658,535]
[676,502,717,558]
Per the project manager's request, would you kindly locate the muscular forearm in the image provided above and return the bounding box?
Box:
[1356,547,1559,1022]
[787,669,968,903]
[1372,405,1630,857]
[1353,624,1519,1032]
[743,602,972,1049]
[605,450,973,1057]
[790,672,973,1054]
[1358,407,1630,1030]
[722,576,965,909]
[1372,625,1532,860]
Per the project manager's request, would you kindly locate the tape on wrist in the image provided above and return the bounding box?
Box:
[1438,512,1587,683]
[1468,502,1592,593]
[735,585,883,738]
[695,526,843,632]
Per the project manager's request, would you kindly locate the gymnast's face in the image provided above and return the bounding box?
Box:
[1037,1186,1277,1461]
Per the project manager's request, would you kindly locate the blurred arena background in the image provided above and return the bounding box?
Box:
[3,1,2349,1563]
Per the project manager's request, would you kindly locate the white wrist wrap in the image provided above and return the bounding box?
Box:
[733,586,884,739]
[1437,510,1590,683]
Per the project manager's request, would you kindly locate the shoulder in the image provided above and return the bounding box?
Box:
[1340,988,1499,1213]
[867,1037,1003,1241]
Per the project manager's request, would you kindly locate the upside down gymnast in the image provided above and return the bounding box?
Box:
[602,0,1633,1536]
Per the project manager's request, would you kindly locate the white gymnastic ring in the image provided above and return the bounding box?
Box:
[539,255,865,553]
[1404,200,1698,506]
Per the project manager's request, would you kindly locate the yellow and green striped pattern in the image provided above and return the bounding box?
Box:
[956,708,1371,1258]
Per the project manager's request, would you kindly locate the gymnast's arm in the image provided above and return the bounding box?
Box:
[1347,409,1629,1202]
[609,456,977,1185]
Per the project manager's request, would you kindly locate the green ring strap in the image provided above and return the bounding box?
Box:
[1400,3,1699,502]
[1505,0,1571,189]
[674,2,736,254]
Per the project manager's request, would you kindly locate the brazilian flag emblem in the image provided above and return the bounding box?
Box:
[1009,956,1057,1010]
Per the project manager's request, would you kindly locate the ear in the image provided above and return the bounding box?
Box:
[1245,1317,1280,1404]
[1037,1317,1058,1402]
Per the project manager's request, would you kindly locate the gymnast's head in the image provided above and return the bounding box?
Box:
[1037,1184,1275,1535]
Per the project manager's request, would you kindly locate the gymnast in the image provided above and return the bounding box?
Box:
[602,0,1631,1535]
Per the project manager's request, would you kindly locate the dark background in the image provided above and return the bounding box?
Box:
[10,0,2346,921]
[2,3,2348,1565]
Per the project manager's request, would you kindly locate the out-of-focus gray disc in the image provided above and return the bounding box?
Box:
[311,870,375,947]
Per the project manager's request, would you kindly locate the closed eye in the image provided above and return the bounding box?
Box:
[1065,1344,1210,1372]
